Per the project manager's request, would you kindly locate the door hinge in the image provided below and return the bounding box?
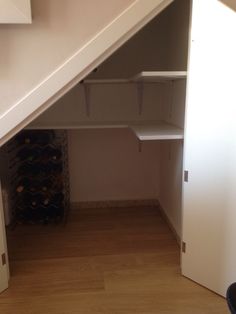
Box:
[184,170,189,182]
[182,242,186,253]
[1,253,6,266]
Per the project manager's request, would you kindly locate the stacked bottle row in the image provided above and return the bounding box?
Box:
[8,130,70,225]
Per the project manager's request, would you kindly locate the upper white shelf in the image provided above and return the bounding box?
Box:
[131,71,187,82]
[84,71,187,84]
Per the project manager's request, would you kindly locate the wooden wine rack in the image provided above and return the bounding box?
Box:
[7,130,70,225]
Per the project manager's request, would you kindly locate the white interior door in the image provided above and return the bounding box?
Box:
[182,0,236,296]
[0,180,9,293]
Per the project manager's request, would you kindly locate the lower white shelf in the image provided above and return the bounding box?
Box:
[130,122,184,140]
[27,121,127,130]
[27,121,184,141]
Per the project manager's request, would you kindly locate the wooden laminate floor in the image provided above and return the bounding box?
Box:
[0,206,228,313]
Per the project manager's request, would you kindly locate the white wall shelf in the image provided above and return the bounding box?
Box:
[130,122,184,140]
[84,71,187,84]
[83,79,129,84]
[27,121,183,141]
[27,121,128,130]
[132,71,187,82]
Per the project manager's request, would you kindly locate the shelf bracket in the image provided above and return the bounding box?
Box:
[137,82,144,115]
[83,83,91,117]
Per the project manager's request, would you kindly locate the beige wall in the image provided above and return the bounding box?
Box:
[30,83,164,127]
[88,7,170,79]
[221,0,236,12]
[0,0,135,116]
[164,0,190,71]
[68,129,160,202]
[89,0,190,80]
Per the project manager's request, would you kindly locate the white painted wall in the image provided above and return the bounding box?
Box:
[159,81,187,236]
[30,83,164,127]
[68,129,160,202]
[158,0,190,237]
[0,0,136,116]
[159,140,183,236]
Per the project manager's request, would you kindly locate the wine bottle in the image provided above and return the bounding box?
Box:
[41,178,50,192]
[16,177,31,193]
[44,204,64,220]
[12,129,66,225]
[43,146,62,162]
[44,162,63,174]
[15,178,40,194]
[15,130,37,145]
[15,130,55,146]
[16,147,41,162]
[43,177,64,193]
[37,130,55,146]
[17,162,43,176]
[18,192,43,208]
[51,192,64,207]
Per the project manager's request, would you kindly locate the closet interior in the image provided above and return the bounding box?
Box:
[0,0,190,251]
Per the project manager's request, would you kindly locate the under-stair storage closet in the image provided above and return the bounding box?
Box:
[25,0,189,239]
[0,0,194,298]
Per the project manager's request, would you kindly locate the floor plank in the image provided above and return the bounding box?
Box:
[0,206,228,313]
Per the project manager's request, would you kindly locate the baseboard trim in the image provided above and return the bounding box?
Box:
[71,199,159,210]
[157,201,181,246]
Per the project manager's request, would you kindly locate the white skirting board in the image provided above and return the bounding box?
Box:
[158,201,181,246]
[71,199,159,210]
